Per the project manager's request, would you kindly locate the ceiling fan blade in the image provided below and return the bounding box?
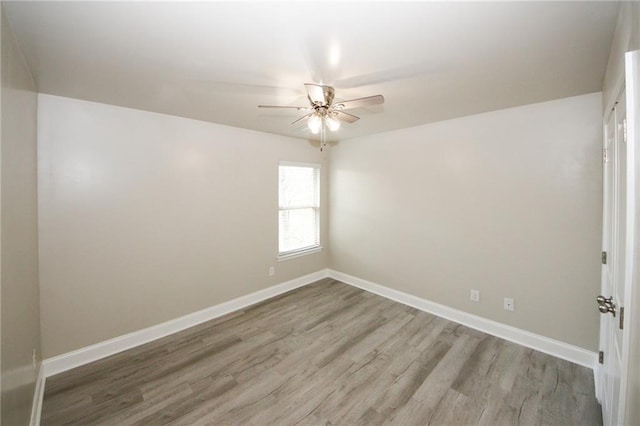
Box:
[332,111,360,123]
[292,113,314,125]
[333,95,385,110]
[305,83,328,106]
[258,105,311,111]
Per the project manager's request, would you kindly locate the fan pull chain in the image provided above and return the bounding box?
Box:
[320,117,324,152]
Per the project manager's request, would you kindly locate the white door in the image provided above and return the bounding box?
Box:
[598,49,640,426]
[598,91,623,426]
[620,49,640,425]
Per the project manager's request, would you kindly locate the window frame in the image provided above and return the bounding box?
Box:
[277,161,322,260]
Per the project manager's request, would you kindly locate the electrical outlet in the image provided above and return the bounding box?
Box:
[470,289,480,302]
[268,266,275,276]
[504,297,515,312]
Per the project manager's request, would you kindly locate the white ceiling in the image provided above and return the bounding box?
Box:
[4,1,619,142]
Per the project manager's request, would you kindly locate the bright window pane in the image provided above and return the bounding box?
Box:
[279,166,319,209]
[278,163,320,256]
[279,208,318,253]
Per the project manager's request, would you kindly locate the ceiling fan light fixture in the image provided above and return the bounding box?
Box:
[308,114,322,134]
[326,115,341,131]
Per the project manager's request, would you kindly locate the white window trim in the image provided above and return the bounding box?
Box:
[278,161,321,259]
[277,246,323,262]
[279,160,322,169]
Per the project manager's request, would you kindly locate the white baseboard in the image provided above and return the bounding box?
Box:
[34,267,598,426]
[43,269,329,377]
[30,364,45,426]
[41,267,597,380]
[328,269,598,369]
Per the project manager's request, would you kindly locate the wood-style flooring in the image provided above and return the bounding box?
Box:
[41,278,602,425]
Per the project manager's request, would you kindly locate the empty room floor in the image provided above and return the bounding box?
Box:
[41,278,601,425]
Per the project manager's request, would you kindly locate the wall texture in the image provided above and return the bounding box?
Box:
[1,6,40,425]
[329,92,602,351]
[38,94,328,358]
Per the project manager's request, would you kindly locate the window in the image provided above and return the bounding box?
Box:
[278,162,321,258]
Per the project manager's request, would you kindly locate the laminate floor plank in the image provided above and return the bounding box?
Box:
[96,382,194,426]
[41,278,601,425]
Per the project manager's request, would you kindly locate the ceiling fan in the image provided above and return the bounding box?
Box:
[258,83,384,150]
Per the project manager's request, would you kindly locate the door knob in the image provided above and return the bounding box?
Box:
[597,295,613,305]
[598,302,616,316]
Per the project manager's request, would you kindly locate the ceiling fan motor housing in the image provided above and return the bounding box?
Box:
[309,85,335,107]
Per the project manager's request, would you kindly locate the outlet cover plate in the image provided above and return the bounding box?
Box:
[504,297,515,311]
[470,289,480,302]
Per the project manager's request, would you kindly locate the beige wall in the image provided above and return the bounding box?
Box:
[1,6,40,425]
[329,93,603,351]
[38,94,328,358]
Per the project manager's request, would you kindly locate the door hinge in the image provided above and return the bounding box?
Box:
[623,118,628,143]
[599,351,604,364]
[602,251,607,264]
[603,148,608,163]
[620,306,625,330]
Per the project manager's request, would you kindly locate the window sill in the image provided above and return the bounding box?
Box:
[277,246,323,262]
